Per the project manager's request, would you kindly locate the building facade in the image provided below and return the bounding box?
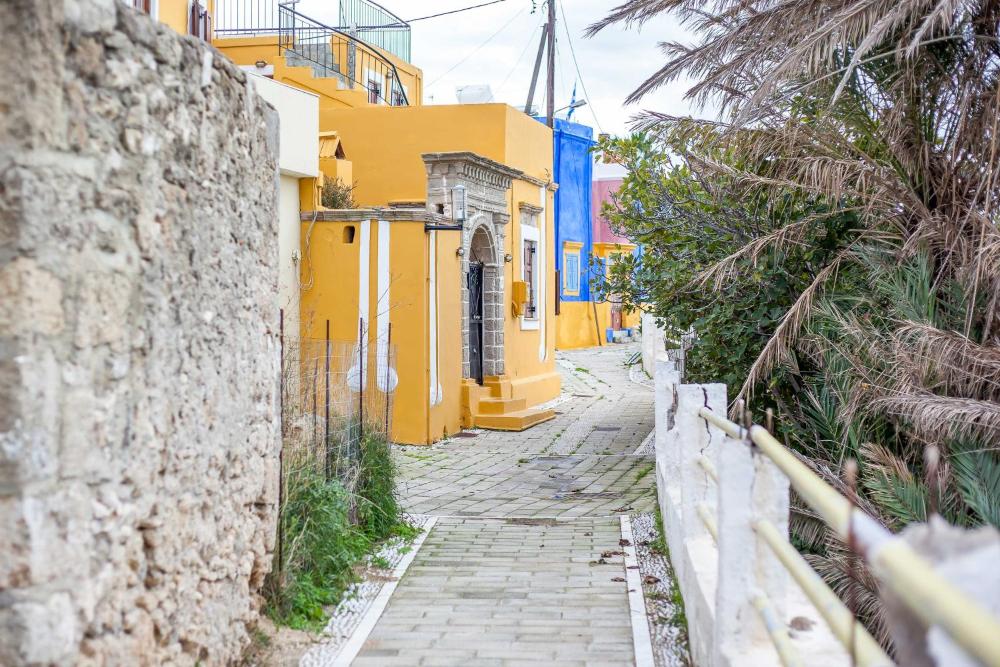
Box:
[300,106,560,445]
[131,0,561,445]
[546,118,640,349]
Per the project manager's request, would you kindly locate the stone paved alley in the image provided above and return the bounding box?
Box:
[353,344,659,666]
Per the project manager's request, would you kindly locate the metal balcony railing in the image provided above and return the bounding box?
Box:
[339,0,411,63]
[213,0,409,106]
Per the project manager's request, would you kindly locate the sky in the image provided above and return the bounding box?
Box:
[293,0,713,137]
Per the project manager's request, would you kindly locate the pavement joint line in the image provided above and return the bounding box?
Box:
[332,517,438,667]
[621,515,655,667]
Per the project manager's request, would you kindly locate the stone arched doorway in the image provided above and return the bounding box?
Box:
[463,223,504,383]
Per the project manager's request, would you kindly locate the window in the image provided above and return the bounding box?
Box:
[368,79,382,104]
[523,240,537,318]
[562,242,582,296]
[519,208,542,329]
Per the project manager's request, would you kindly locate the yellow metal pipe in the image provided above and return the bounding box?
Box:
[697,405,1000,667]
[698,406,744,439]
[696,454,718,483]
[752,592,805,667]
[754,519,893,667]
[748,425,1000,667]
[696,502,718,543]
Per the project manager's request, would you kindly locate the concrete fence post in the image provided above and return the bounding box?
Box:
[713,426,792,667]
[653,356,682,574]
[676,384,726,542]
[752,447,791,624]
[674,382,726,666]
[714,432,759,666]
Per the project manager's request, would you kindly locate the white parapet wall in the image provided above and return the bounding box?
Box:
[641,313,667,377]
[652,359,852,667]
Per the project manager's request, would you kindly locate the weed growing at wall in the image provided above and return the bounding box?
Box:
[265,431,415,631]
[266,332,412,631]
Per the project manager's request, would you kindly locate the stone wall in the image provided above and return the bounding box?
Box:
[0,2,281,665]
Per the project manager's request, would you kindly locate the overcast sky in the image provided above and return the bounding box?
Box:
[294,0,712,137]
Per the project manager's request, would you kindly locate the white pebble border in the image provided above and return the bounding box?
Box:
[299,513,435,667]
[631,511,692,667]
[629,364,655,388]
[632,429,655,456]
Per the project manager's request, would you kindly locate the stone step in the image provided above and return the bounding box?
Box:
[473,407,555,431]
[475,396,527,415]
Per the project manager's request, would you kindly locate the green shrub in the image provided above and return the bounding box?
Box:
[265,429,411,631]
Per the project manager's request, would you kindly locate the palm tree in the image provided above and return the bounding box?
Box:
[590,0,1000,649]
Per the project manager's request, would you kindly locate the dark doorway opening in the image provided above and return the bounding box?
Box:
[468,262,485,384]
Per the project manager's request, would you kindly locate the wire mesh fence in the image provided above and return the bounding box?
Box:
[279,320,397,484]
[269,315,400,613]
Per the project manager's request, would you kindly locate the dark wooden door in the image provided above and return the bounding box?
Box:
[468,262,485,384]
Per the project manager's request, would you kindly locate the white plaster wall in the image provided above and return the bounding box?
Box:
[642,313,666,378]
[279,175,301,333]
[248,74,319,178]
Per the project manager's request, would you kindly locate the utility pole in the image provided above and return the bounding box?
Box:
[545,0,556,128]
[524,22,549,117]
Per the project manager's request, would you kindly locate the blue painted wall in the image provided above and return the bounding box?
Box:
[538,117,596,302]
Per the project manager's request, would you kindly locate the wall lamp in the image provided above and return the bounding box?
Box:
[451,184,467,223]
[504,253,513,263]
[456,248,466,257]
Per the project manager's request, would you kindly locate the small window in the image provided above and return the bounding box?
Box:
[368,79,382,104]
[343,226,356,244]
[563,251,580,295]
[523,240,537,318]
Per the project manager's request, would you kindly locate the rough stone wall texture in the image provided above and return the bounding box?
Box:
[0,1,281,665]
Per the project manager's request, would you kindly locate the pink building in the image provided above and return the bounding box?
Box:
[589,176,639,333]
[591,177,632,245]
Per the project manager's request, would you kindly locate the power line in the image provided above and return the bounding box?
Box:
[404,0,508,23]
[427,6,527,88]
[558,0,604,133]
[496,17,545,98]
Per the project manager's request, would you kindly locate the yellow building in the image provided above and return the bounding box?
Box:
[300,105,561,445]
[137,0,561,445]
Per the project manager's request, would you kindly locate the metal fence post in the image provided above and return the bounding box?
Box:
[277,308,285,584]
[324,318,331,480]
[384,322,392,439]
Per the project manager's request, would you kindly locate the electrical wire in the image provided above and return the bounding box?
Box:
[427,5,527,88]
[495,16,545,98]
[404,0,508,23]
[558,0,604,133]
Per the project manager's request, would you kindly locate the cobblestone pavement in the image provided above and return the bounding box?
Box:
[353,344,656,666]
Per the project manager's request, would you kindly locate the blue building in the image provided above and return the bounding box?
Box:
[536,117,605,347]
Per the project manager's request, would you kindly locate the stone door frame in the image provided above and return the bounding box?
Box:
[461,218,504,380]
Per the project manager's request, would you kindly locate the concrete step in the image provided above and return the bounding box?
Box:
[482,375,513,399]
[473,407,555,432]
[476,396,527,415]
[284,51,340,78]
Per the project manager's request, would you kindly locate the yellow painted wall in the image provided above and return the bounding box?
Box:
[321,105,560,407]
[153,0,214,36]
[428,232,464,441]
[556,241,640,349]
[320,105,513,205]
[214,36,422,111]
[300,218,469,445]
[305,105,560,437]
[504,178,560,405]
